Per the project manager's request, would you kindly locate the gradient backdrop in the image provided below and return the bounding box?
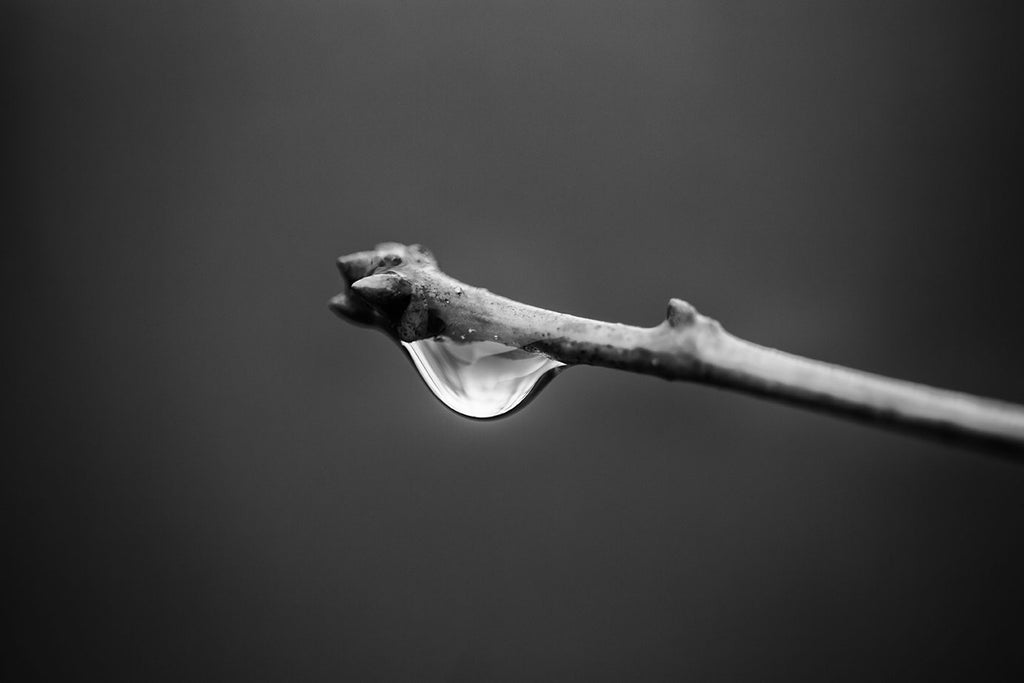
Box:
[10,1,1024,680]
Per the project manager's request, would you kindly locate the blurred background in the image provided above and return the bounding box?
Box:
[9,1,1023,680]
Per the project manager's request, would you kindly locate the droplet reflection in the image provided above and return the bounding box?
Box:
[401,338,565,419]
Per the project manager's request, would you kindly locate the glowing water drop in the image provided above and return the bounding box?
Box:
[401,338,565,419]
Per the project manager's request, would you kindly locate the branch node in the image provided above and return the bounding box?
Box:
[666,298,698,328]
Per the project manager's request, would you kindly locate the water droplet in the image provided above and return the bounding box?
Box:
[400,338,565,419]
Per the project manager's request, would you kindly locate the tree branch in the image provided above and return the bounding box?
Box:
[329,242,1024,456]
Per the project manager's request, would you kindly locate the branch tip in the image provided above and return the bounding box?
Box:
[327,291,378,327]
[351,272,412,312]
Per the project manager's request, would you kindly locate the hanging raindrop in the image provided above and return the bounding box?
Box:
[400,337,566,419]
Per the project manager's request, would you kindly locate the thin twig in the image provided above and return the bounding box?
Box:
[329,242,1024,456]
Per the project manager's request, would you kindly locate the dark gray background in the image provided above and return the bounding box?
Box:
[9,1,1024,680]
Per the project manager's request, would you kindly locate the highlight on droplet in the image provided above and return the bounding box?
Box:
[400,337,565,419]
